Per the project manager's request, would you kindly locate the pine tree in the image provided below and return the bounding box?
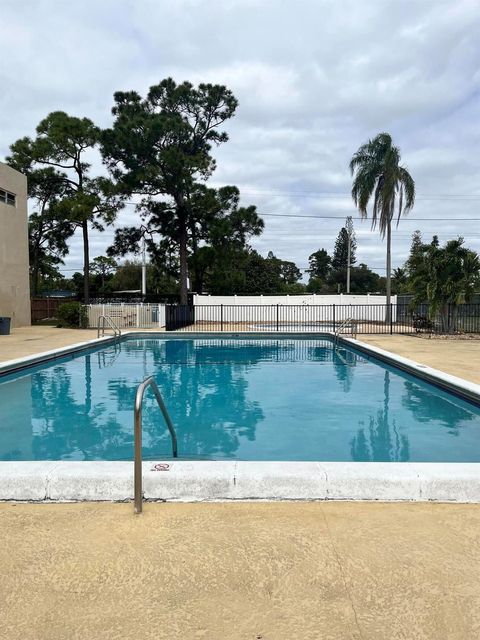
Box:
[331,227,356,271]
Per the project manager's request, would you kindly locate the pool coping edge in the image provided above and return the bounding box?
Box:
[2,461,480,503]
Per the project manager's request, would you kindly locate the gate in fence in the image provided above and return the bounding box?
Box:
[165,305,196,331]
[86,303,166,329]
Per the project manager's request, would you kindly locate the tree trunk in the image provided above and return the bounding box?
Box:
[32,254,40,297]
[385,216,392,324]
[82,220,90,304]
[440,304,448,333]
[451,304,458,333]
[178,217,188,305]
[32,218,44,297]
[190,226,201,294]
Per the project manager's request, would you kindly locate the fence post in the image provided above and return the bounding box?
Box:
[276,304,279,331]
[333,304,336,332]
[390,303,393,335]
[220,304,224,332]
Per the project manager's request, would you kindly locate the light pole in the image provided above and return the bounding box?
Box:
[346,216,353,294]
[141,237,147,296]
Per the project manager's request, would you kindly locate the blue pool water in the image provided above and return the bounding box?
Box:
[1,336,480,462]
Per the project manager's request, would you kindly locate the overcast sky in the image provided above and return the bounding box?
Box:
[2,0,480,279]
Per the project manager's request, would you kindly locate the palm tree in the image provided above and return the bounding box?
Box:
[410,237,480,332]
[350,133,415,322]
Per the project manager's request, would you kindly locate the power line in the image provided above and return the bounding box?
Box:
[210,187,480,200]
[260,213,480,221]
[121,201,480,222]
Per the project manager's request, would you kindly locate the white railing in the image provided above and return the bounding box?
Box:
[86,303,166,329]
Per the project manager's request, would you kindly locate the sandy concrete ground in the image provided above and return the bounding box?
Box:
[0,326,97,362]
[0,326,163,363]
[1,501,480,640]
[1,330,480,637]
[360,334,480,385]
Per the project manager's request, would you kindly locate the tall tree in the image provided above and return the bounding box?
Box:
[331,226,356,271]
[327,226,357,292]
[349,263,381,294]
[90,256,117,291]
[350,132,415,320]
[24,168,74,295]
[307,248,331,281]
[108,184,263,296]
[101,78,238,303]
[392,267,408,294]
[8,111,123,303]
[187,184,263,293]
[406,230,422,270]
[266,252,303,286]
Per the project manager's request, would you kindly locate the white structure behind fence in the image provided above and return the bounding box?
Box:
[86,303,166,329]
[193,294,397,323]
[193,294,395,306]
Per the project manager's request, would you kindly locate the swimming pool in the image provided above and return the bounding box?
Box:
[1,335,480,463]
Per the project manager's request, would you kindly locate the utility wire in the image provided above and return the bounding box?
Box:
[121,201,480,222]
[260,213,480,221]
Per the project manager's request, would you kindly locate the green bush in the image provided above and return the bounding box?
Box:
[56,302,87,328]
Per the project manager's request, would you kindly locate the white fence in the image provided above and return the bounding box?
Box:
[86,303,166,329]
[193,294,396,306]
[193,294,397,324]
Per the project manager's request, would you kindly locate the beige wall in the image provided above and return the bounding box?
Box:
[0,162,31,327]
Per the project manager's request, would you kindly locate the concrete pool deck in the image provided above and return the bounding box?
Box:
[2,329,480,638]
[2,501,480,639]
[360,334,480,385]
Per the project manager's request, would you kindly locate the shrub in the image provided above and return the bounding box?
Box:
[56,302,87,328]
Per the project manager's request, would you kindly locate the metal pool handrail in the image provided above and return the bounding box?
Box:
[334,317,357,343]
[134,376,178,514]
[97,315,122,339]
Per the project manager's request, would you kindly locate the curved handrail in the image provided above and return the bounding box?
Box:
[134,376,178,514]
[334,317,357,343]
[97,315,122,338]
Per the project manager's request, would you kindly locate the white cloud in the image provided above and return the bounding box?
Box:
[1,0,480,279]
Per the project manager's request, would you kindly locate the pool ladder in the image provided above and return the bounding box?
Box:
[97,315,122,339]
[134,376,178,514]
[333,317,357,344]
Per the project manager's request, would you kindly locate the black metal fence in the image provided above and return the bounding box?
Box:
[165,304,196,331]
[164,303,480,334]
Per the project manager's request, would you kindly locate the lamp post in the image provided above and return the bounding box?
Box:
[141,237,147,296]
[346,215,353,294]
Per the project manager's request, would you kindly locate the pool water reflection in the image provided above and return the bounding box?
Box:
[0,337,479,462]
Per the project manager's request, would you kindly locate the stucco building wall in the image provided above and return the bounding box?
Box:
[0,162,31,327]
